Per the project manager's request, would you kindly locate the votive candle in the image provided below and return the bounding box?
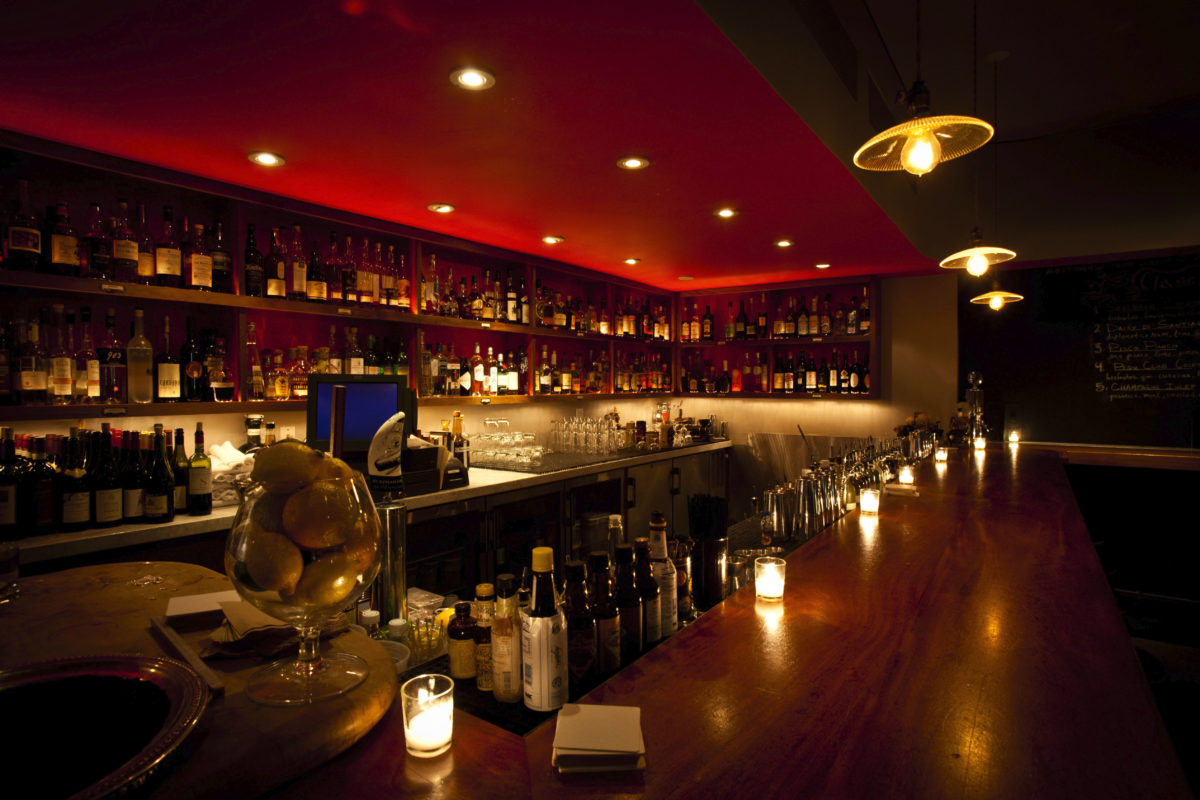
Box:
[755,557,786,601]
[860,489,881,515]
[402,674,454,758]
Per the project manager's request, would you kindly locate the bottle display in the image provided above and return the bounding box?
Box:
[521,545,567,711]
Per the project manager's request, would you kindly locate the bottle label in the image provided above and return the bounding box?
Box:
[292,264,307,293]
[349,358,364,375]
[448,637,477,679]
[137,251,156,279]
[61,491,90,524]
[0,485,16,526]
[491,631,520,700]
[328,357,342,374]
[20,370,47,391]
[567,622,597,683]
[188,254,212,287]
[521,611,567,711]
[51,357,73,396]
[850,373,860,389]
[85,360,100,397]
[595,615,621,674]
[113,239,139,263]
[50,234,79,266]
[652,560,678,636]
[123,488,144,518]
[475,640,494,690]
[155,247,182,276]
[459,371,472,391]
[173,484,187,512]
[267,277,286,297]
[157,363,181,399]
[643,595,662,643]
[473,363,485,383]
[306,280,327,301]
[508,371,519,393]
[145,493,169,516]
[7,225,40,255]
[188,467,212,496]
[95,488,123,523]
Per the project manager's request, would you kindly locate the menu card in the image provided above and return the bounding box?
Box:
[551,703,646,773]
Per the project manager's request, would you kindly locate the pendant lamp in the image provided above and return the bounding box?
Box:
[970,287,1023,310]
[853,1,992,176]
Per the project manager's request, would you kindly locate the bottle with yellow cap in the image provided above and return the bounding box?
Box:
[521,546,568,711]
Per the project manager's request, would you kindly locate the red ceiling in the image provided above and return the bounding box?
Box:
[0,0,925,290]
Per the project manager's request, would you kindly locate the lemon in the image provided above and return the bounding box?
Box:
[250,441,323,494]
[242,523,304,594]
[343,518,379,572]
[314,455,355,480]
[285,552,360,607]
[281,482,356,550]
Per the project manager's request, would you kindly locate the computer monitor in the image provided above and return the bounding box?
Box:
[305,375,417,470]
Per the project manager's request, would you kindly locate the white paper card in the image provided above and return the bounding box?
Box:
[165,590,242,617]
[553,704,645,754]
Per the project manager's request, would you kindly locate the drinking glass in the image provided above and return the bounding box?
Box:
[225,471,382,705]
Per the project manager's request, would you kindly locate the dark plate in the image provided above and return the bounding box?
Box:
[0,655,209,800]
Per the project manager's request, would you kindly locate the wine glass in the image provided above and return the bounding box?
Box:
[225,470,382,705]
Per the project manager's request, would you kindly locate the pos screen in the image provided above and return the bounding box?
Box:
[305,374,416,461]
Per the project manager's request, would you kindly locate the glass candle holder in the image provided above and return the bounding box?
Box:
[754,557,786,601]
[973,436,987,450]
[1008,430,1020,443]
[898,464,915,485]
[402,674,454,758]
[935,447,948,462]
[860,489,881,515]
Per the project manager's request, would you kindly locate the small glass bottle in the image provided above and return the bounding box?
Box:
[614,543,642,665]
[474,583,495,693]
[633,538,662,645]
[491,574,522,703]
[563,560,597,700]
[447,601,478,681]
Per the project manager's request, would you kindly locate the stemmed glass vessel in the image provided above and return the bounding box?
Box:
[226,470,382,705]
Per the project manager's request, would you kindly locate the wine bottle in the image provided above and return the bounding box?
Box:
[171,427,189,514]
[154,206,182,288]
[521,546,568,711]
[21,437,57,534]
[734,299,748,339]
[563,559,597,700]
[491,573,523,703]
[55,433,91,532]
[614,543,642,664]
[0,433,20,539]
[91,429,122,528]
[121,431,148,522]
[243,224,264,297]
[154,315,181,402]
[187,422,212,516]
[144,425,174,523]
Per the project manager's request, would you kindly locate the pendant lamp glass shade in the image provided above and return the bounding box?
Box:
[854,110,993,175]
[970,289,1023,310]
[940,228,1015,276]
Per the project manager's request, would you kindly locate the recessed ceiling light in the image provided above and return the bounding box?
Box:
[776,239,792,248]
[450,67,495,91]
[624,258,641,265]
[427,203,455,214]
[715,207,737,218]
[542,235,564,245]
[815,263,831,269]
[248,151,285,167]
[618,156,650,170]
[678,275,694,281]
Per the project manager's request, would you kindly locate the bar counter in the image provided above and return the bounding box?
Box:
[273,445,1190,799]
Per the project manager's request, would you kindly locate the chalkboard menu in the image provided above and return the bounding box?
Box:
[958,255,1200,448]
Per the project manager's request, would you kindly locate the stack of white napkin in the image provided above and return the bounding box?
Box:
[209,441,254,507]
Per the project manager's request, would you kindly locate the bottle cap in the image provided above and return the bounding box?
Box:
[361,609,380,626]
[388,618,408,639]
[495,573,517,597]
[531,546,554,573]
[633,537,650,552]
[650,511,666,527]
[475,582,494,600]
[565,560,587,581]
[454,601,472,617]
[615,543,634,564]
[609,514,623,526]
[587,551,611,573]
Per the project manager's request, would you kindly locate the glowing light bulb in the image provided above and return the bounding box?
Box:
[966,253,990,276]
[900,130,941,176]
[989,295,1004,310]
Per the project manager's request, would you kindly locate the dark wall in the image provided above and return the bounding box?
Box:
[958,255,1200,447]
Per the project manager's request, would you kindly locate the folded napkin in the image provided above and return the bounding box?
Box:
[202,599,350,658]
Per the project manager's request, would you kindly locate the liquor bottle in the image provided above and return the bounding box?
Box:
[745,297,757,339]
[731,358,743,393]
[447,601,478,681]
[110,199,138,281]
[131,202,155,285]
[243,224,264,297]
[847,296,859,335]
[506,274,519,322]
[0,433,20,538]
[363,335,380,375]
[785,299,798,339]
[83,202,111,280]
[179,318,206,401]
[379,244,396,307]
[805,352,819,393]
[353,238,373,305]
[46,201,81,276]
[587,551,621,677]
[208,222,233,294]
[144,425,174,523]
[5,179,42,271]
[187,422,212,516]
[797,296,809,337]
[773,303,787,339]
[154,206,182,288]
[0,324,14,406]
[243,321,265,401]
[816,355,829,393]
[850,350,862,394]
[820,294,832,336]
[285,225,307,301]
[340,233,358,304]
[614,544,642,663]
[397,249,413,310]
[94,308,125,404]
[829,348,840,393]
[495,351,509,396]
[153,315,180,402]
[370,241,384,304]
[19,313,49,406]
[121,431,148,523]
[264,227,286,298]
[722,300,733,342]
[345,328,364,375]
[492,574,522,702]
[207,337,235,401]
[521,546,568,711]
[757,293,769,338]
[859,286,871,335]
[48,305,74,405]
[468,342,484,396]
[784,352,796,394]
[734,299,748,339]
[861,353,871,394]
[772,352,785,394]
[55,433,91,532]
[183,223,212,290]
[289,346,311,399]
[91,429,122,528]
[839,352,851,394]
[563,560,597,699]
[538,345,552,394]
[809,296,820,337]
[834,300,847,336]
[701,305,714,341]
[171,427,189,515]
[474,583,495,692]
[20,437,56,534]
[519,277,531,325]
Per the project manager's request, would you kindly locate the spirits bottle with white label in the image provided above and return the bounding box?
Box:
[521,546,568,711]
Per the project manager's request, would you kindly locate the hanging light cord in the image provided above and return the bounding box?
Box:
[863,0,909,96]
[993,60,1001,237]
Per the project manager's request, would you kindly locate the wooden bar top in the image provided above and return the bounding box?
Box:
[267,447,1192,797]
